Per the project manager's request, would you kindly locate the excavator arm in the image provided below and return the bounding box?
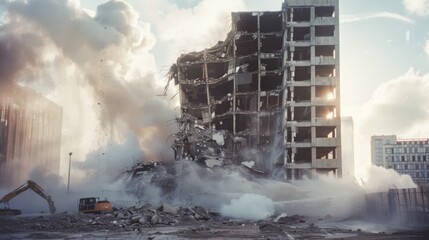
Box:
[0,180,56,215]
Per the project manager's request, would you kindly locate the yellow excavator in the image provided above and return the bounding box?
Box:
[0,180,56,216]
[78,197,113,214]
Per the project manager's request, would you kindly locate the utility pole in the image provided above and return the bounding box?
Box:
[67,152,72,194]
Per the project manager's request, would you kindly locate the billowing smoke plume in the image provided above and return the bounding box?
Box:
[135,0,246,64]
[0,0,177,183]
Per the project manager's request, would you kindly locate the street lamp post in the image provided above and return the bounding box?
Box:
[67,152,72,194]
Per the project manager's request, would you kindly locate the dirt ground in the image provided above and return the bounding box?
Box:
[1,205,429,240]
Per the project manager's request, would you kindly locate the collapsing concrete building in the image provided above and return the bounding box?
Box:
[170,0,341,179]
[0,84,63,187]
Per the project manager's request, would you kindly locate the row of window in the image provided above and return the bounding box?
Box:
[397,140,429,145]
[385,147,428,154]
[393,163,429,170]
[387,155,428,162]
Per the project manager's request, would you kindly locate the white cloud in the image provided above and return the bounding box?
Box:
[131,0,246,64]
[353,69,429,175]
[403,0,429,16]
[341,12,414,24]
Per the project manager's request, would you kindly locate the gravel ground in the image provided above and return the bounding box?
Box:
[1,203,428,239]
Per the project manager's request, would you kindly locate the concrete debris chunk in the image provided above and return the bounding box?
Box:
[161,216,179,225]
[116,212,124,219]
[191,206,211,220]
[150,214,160,225]
[259,223,283,232]
[138,217,147,224]
[160,203,178,215]
[131,215,142,223]
[126,208,136,217]
[212,132,225,146]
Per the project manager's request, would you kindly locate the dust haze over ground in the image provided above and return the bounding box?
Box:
[0,160,424,240]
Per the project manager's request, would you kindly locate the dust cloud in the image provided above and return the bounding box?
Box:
[221,193,275,220]
[0,0,177,184]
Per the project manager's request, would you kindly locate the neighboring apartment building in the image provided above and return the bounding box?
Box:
[0,84,63,187]
[171,0,341,179]
[371,135,429,184]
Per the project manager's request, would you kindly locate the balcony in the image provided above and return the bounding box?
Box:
[288,21,311,27]
[312,56,336,65]
[313,117,340,126]
[313,17,336,26]
[292,60,311,67]
[313,159,339,169]
[313,36,336,45]
[314,137,339,147]
[294,142,312,148]
[313,97,335,106]
[288,81,311,87]
[287,41,311,47]
[293,101,312,107]
[314,76,338,85]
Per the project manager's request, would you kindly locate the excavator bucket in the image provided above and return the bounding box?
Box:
[47,196,56,215]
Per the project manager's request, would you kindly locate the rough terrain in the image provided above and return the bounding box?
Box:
[1,203,429,239]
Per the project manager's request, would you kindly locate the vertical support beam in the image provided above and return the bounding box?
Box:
[334,0,342,177]
[203,50,212,126]
[232,30,237,135]
[256,13,261,143]
[282,6,289,168]
[289,8,296,173]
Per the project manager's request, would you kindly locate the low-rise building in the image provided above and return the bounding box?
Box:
[371,135,429,184]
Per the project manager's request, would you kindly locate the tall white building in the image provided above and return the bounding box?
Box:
[371,135,429,184]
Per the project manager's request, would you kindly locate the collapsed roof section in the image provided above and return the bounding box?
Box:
[168,11,285,175]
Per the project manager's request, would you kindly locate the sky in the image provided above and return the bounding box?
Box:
[0,0,428,181]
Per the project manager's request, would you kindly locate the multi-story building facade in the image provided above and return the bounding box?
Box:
[371,135,429,184]
[171,0,341,179]
[0,84,63,187]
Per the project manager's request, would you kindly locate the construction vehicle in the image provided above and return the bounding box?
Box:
[78,197,113,213]
[0,180,56,215]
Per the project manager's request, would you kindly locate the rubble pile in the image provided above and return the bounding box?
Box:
[0,203,221,233]
[0,205,392,239]
[109,203,219,230]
